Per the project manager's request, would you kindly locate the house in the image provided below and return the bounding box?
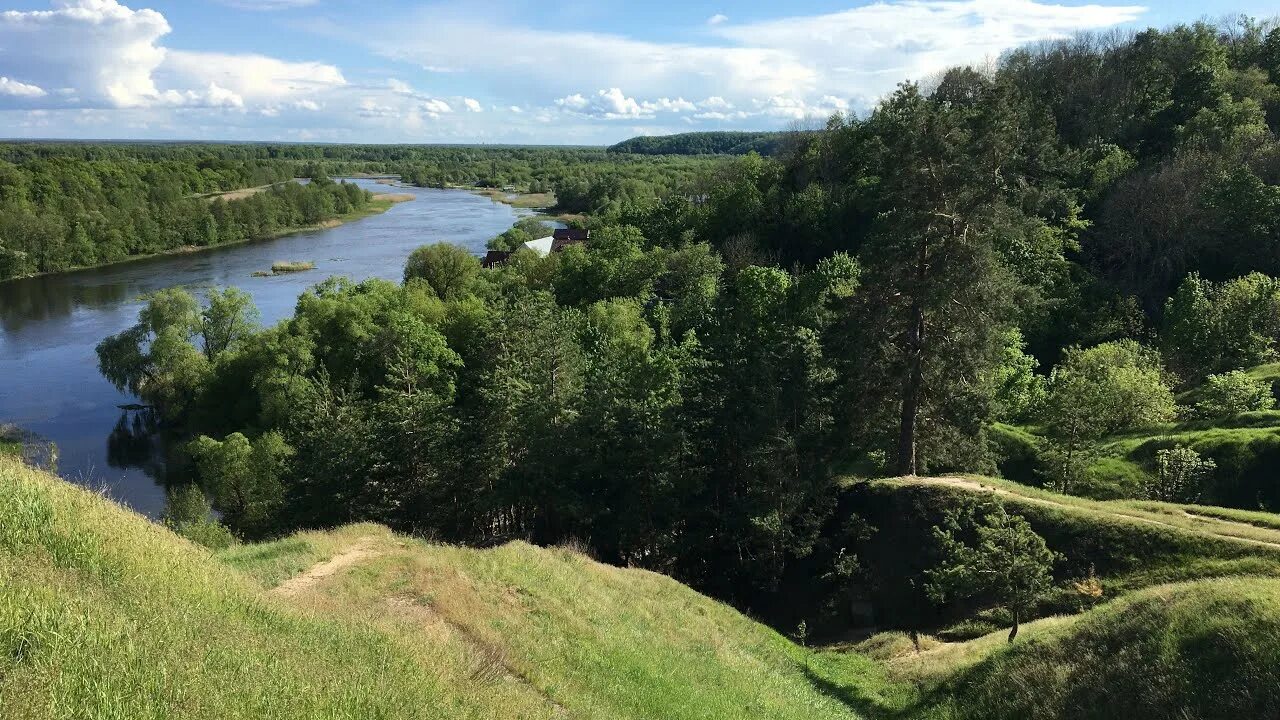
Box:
[551,228,589,253]
[522,236,556,257]
[481,250,512,268]
[483,228,591,268]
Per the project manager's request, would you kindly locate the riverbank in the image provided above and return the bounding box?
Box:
[0,194,414,284]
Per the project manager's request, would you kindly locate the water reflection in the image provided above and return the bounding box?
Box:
[0,181,527,516]
[0,274,132,333]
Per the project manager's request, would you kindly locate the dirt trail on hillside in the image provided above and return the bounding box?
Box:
[906,477,1280,551]
[270,539,380,597]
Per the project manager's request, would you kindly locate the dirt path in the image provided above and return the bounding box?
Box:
[904,476,1280,551]
[270,539,380,597]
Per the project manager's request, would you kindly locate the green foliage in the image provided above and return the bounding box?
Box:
[404,242,480,300]
[1044,341,1176,437]
[1190,370,1276,419]
[1162,272,1280,382]
[926,499,1060,641]
[607,131,793,156]
[161,484,236,550]
[0,153,372,280]
[1146,445,1215,502]
[187,432,291,537]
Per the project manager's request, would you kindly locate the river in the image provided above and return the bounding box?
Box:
[0,180,532,517]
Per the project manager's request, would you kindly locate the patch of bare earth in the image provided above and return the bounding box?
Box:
[269,539,380,597]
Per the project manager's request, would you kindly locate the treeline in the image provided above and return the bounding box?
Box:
[607,131,794,156]
[0,142,727,240]
[0,155,373,280]
[94,17,1280,630]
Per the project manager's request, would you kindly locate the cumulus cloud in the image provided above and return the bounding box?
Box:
[0,0,172,107]
[0,1,347,114]
[0,77,46,98]
[341,0,1143,134]
[463,97,483,112]
[713,0,1146,99]
[162,51,345,104]
[555,89,699,119]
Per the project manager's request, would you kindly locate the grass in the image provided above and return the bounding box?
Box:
[270,260,316,273]
[0,455,871,719]
[471,188,557,209]
[10,451,1280,719]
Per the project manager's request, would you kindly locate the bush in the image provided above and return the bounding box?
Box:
[1144,446,1215,502]
[1190,370,1275,419]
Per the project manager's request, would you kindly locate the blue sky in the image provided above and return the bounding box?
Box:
[0,0,1274,144]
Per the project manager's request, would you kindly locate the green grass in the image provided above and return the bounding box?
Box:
[11,452,1280,720]
[270,260,316,273]
[0,455,871,720]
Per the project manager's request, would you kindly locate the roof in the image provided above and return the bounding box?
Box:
[523,236,555,257]
[481,250,511,268]
[553,228,590,242]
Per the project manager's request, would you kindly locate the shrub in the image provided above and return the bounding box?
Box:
[1190,370,1275,419]
[1144,446,1215,502]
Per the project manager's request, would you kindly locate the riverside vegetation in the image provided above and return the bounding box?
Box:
[7,13,1280,720]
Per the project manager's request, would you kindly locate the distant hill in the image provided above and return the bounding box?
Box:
[607,131,796,156]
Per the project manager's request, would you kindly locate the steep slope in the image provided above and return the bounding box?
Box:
[0,455,863,720]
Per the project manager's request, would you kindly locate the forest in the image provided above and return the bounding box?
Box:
[0,154,376,280]
[607,131,792,156]
[82,17,1280,635]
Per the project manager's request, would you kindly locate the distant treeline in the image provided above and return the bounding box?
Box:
[0,153,372,280]
[607,131,794,156]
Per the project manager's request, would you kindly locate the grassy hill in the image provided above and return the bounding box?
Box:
[6,453,1280,719]
[0,454,863,720]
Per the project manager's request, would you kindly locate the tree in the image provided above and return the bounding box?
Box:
[1040,341,1175,493]
[96,287,209,417]
[1145,445,1215,502]
[1043,341,1176,436]
[201,287,260,361]
[925,498,1060,642]
[1162,273,1280,382]
[404,243,479,300]
[187,431,292,537]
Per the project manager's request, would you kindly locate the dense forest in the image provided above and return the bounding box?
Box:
[0,154,376,280]
[86,17,1280,634]
[0,143,726,277]
[607,131,792,156]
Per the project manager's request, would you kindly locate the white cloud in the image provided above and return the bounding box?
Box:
[642,97,697,113]
[386,78,415,95]
[707,13,728,26]
[162,51,345,104]
[0,0,171,107]
[214,0,319,9]
[700,96,734,110]
[463,97,483,112]
[714,0,1146,100]
[0,77,46,98]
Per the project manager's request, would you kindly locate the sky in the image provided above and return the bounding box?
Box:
[0,0,1274,144]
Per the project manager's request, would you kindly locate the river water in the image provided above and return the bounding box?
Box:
[0,180,530,516]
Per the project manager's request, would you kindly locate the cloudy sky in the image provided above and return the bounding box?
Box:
[0,0,1272,143]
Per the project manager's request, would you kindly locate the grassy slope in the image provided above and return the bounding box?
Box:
[8,452,1280,720]
[0,455,863,720]
[829,475,1280,719]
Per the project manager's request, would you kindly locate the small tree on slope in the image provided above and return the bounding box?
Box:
[925,498,1060,642]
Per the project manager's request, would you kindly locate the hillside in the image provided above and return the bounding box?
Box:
[7,453,1280,719]
[0,454,862,720]
[606,131,794,156]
